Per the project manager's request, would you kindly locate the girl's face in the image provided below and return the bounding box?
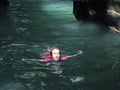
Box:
[51,49,60,61]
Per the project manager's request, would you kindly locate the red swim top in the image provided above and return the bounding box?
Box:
[41,56,69,62]
[41,51,69,62]
[42,51,51,58]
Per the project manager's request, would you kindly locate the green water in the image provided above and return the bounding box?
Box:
[0,0,120,90]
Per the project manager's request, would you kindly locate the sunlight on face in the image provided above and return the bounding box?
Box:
[51,49,60,61]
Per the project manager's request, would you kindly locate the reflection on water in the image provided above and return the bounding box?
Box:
[48,61,63,74]
[70,76,84,83]
[0,0,120,90]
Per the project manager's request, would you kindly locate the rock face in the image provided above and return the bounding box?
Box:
[110,0,120,13]
[73,0,109,20]
[0,0,9,6]
[73,0,120,32]
[106,0,120,32]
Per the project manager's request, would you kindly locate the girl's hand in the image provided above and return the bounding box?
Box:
[77,50,83,55]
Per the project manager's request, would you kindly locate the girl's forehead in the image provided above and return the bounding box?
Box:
[52,49,60,53]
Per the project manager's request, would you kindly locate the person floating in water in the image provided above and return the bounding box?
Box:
[22,48,83,62]
[40,48,83,62]
[22,48,83,74]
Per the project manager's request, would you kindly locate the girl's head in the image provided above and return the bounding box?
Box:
[51,48,61,61]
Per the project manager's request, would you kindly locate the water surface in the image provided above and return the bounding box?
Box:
[0,0,120,90]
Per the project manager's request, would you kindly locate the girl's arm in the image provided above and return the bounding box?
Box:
[61,50,83,61]
[22,58,42,62]
[22,58,52,62]
[67,50,83,58]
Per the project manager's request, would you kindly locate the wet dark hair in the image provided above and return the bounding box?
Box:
[50,48,61,57]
